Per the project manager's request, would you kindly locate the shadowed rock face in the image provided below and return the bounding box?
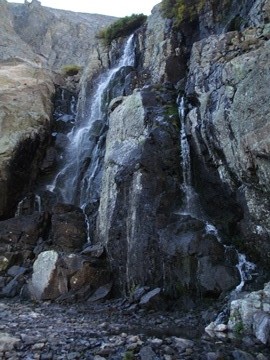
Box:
[96,86,240,296]
[185,6,270,267]
[0,62,55,219]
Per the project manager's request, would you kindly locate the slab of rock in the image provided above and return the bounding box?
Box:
[139,288,161,308]
[87,282,113,303]
[81,244,104,257]
[30,250,67,300]
[253,311,270,345]
[0,332,20,352]
[139,346,158,360]
[228,282,270,344]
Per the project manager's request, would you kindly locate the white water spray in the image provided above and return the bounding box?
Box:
[47,35,135,207]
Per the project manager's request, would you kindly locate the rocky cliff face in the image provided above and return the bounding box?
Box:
[0,0,270,333]
[0,0,117,219]
[0,61,55,219]
[91,0,270,300]
[8,0,117,71]
[185,0,270,268]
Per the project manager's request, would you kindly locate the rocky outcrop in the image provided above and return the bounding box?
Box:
[97,87,181,293]
[1,0,270,319]
[29,250,111,301]
[7,0,117,71]
[0,61,55,218]
[0,0,118,218]
[185,1,270,267]
[0,0,38,62]
[96,85,239,297]
[228,282,270,344]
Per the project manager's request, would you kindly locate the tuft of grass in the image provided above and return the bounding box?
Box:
[61,64,82,76]
[97,13,147,45]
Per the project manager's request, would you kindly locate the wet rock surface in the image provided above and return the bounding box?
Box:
[0,298,269,360]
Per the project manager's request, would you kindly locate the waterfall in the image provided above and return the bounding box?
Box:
[205,222,256,294]
[48,35,135,207]
[177,96,202,217]
[235,253,256,293]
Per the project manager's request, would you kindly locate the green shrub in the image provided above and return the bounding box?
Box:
[161,0,207,25]
[61,64,82,76]
[97,13,147,45]
[161,0,232,26]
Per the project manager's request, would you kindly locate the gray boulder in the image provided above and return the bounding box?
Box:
[228,282,270,344]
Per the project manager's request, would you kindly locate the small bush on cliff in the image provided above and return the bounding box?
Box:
[61,64,82,76]
[161,0,231,26]
[161,0,207,24]
[97,13,147,45]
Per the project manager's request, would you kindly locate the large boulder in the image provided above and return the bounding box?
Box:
[228,282,270,344]
[159,215,240,298]
[29,250,111,301]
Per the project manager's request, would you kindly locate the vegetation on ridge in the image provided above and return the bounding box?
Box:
[161,0,232,26]
[97,13,147,45]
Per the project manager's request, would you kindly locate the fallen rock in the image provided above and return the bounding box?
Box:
[253,311,270,345]
[172,337,194,352]
[139,288,161,308]
[139,345,158,360]
[0,332,20,352]
[81,243,105,257]
[228,282,270,344]
[30,250,67,300]
[87,282,113,303]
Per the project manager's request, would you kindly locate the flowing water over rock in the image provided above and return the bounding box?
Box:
[177,96,256,295]
[48,35,135,209]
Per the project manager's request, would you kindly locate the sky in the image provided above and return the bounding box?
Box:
[7,0,161,17]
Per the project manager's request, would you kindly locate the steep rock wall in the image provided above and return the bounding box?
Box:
[93,0,270,295]
[8,0,117,71]
[0,61,55,218]
[185,0,270,267]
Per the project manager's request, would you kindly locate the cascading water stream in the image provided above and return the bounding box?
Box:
[177,96,202,218]
[46,35,135,243]
[177,96,255,294]
[47,34,135,208]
